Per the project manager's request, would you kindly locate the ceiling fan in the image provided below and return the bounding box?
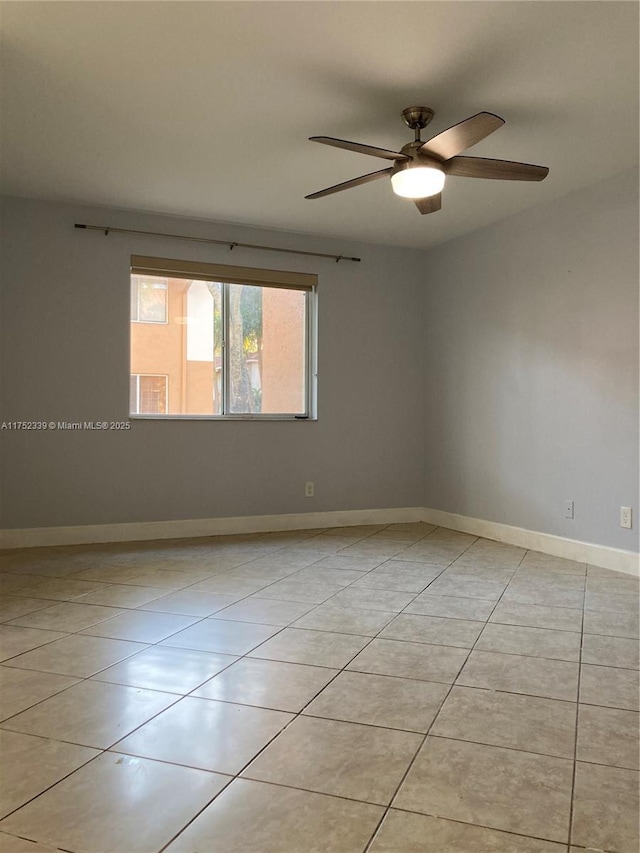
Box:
[306,107,549,214]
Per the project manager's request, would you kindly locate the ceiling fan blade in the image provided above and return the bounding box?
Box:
[310,136,409,161]
[445,156,549,181]
[420,112,505,160]
[414,194,442,215]
[305,167,393,199]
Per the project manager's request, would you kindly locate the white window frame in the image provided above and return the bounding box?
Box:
[131,275,169,324]
[130,373,169,415]
[129,256,318,421]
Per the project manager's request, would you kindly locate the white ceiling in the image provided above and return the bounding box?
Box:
[1,1,638,250]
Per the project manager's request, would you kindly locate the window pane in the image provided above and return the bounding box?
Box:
[228,284,263,414]
[130,270,308,417]
[130,277,221,415]
[138,376,167,414]
[134,276,167,323]
[185,280,221,416]
[228,284,306,415]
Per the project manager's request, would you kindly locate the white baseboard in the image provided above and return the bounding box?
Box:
[1,505,638,576]
[421,508,639,577]
[0,507,425,550]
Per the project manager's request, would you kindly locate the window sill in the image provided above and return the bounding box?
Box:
[129,415,317,422]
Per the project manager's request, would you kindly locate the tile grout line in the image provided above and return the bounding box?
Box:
[1,530,478,751]
[361,532,488,852]
[0,524,438,850]
[567,594,587,850]
[153,526,467,851]
[156,523,454,852]
[0,530,635,853]
[363,544,585,852]
[0,527,394,653]
[0,528,451,729]
[0,531,374,839]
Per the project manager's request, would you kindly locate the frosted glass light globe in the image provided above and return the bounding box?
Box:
[391,166,445,199]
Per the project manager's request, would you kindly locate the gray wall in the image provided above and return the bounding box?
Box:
[1,170,638,555]
[422,168,639,551]
[0,197,429,527]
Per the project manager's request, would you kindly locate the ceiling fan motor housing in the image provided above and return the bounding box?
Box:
[392,142,445,178]
[401,106,435,130]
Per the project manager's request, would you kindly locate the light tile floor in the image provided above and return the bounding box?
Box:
[0,524,638,852]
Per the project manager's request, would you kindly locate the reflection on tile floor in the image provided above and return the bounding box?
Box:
[0,524,638,852]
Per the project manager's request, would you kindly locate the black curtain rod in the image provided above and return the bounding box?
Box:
[74,224,361,263]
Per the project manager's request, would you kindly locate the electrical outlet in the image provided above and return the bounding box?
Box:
[620,507,632,529]
[564,500,574,519]
[305,482,315,498]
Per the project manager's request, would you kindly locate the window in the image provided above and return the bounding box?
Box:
[131,275,168,323]
[130,374,168,414]
[129,256,317,419]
